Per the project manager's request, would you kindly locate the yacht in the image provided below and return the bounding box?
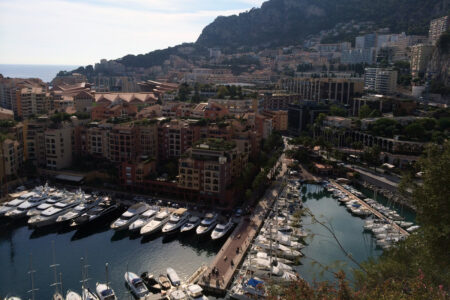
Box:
[186,284,209,300]
[166,267,181,286]
[124,272,149,298]
[211,219,234,240]
[56,196,101,224]
[162,208,190,234]
[0,197,29,217]
[5,193,48,219]
[26,192,67,217]
[4,297,22,300]
[140,210,170,236]
[95,283,116,300]
[66,290,82,300]
[158,274,171,290]
[180,216,201,233]
[28,198,81,228]
[71,198,118,227]
[128,207,159,232]
[195,213,218,235]
[168,290,188,300]
[110,202,149,231]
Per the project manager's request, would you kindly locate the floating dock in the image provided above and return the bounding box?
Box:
[330,179,409,236]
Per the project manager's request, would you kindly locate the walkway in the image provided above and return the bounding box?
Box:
[330,180,409,236]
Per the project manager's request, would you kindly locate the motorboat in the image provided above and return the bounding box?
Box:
[28,198,81,228]
[244,258,297,281]
[5,193,48,219]
[196,213,218,235]
[166,267,181,286]
[4,296,22,300]
[140,272,161,293]
[186,284,209,300]
[56,196,101,224]
[128,207,159,232]
[407,225,420,233]
[0,197,27,217]
[162,208,190,234]
[158,274,171,290]
[28,192,66,217]
[229,277,267,300]
[211,219,234,240]
[124,271,149,298]
[66,290,82,300]
[168,290,188,300]
[140,210,170,236]
[71,198,118,227]
[95,283,117,300]
[180,216,201,233]
[110,202,149,231]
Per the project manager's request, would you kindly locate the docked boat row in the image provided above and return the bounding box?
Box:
[229,180,306,300]
[322,181,416,250]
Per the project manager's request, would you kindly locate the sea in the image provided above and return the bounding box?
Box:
[0,64,80,83]
[0,183,415,298]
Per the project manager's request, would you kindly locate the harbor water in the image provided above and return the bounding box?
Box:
[0,213,222,299]
[0,183,414,298]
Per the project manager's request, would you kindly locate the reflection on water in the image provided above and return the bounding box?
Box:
[0,211,223,299]
[296,184,382,284]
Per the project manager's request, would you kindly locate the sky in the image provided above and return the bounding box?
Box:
[0,0,265,66]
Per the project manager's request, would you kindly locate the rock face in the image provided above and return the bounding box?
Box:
[196,0,444,49]
[429,39,450,87]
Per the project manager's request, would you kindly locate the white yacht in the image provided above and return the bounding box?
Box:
[5,193,48,219]
[124,272,149,298]
[186,284,209,300]
[56,197,101,224]
[195,213,218,235]
[140,210,170,236]
[128,207,159,232]
[110,202,149,231]
[0,196,29,217]
[162,208,190,233]
[28,198,81,228]
[95,283,117,300]
[27,193,66,217]
[66,290,82,300]
[211,219,234,240]
[180,216,201,233]
[166,267,181,286]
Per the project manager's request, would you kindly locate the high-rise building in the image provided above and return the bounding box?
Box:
[44,125,74,170]
[287,101,329,136]
[364,68,398,94]
[355,33,377,49]
[429,15,449,45]
[279,77,364,105]
[341,48,377,65]
[410,44,434,78]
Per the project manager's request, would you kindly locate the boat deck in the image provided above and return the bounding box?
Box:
[198,181,282,295]
[330,180,409,236]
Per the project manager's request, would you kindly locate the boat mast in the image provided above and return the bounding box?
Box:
[50,241,61,295]
[28,253,38,300]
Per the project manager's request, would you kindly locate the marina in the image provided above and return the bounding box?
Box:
[0,173,417,299]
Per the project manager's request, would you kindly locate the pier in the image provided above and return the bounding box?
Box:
[198,180,282,294]
[330,180,409,236]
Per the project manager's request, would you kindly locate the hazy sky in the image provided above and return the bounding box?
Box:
[0,0,265,66]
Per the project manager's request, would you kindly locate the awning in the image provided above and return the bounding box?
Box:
[54,174,84,182]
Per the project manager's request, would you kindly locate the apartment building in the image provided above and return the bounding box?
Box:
[24,118,51,167]
[45,125,74,170]
[410,44,434,78]
[261,93,301,110]
[261,110,288,131]
[364,68,398,94]
[288,101,329,136]
[341,48,377,65]
[16,87,50,119]
[178,139,246,202]
[429,15,449,45]
[279,77,364,105]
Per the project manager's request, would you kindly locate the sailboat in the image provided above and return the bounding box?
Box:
[80,257,99,300]
[50,242,64,300]
[96,263,117,300]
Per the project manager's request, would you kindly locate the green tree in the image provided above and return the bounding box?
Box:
[329,105,347,117]
[405,122,426,140]
[358,104,372,119]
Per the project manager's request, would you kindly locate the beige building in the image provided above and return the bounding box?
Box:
[16,87,50,119]
[261,110,288,131]
[410,44,434,78]
[0,107,14,120]
[1,139,23,176]
[429,15,449,45]
[45,125,74,170]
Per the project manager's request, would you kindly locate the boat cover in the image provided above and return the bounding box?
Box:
[247,278,264,287]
